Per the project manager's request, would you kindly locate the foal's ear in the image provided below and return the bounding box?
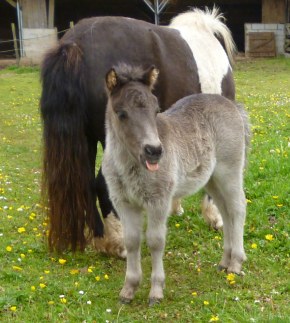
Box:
[106,68,118,92]
[144,66,159,90]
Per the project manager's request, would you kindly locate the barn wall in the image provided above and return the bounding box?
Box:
[262,0,286,23]
[245,23,285,56]
[22,28,57,64]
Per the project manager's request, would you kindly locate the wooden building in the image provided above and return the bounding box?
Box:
[0,0,289,61]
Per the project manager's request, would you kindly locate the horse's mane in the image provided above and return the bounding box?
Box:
[169,6,237,65]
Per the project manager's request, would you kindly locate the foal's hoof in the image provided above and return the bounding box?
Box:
[217,265,227,272]
[149,297,162,307]
[119,296,132,304]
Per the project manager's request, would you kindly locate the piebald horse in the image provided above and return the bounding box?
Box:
[40,8,236,256]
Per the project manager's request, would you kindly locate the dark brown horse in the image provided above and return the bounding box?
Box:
[40,7,236,255]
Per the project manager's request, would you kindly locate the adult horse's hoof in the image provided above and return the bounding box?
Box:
[201,195,223,230]
[149,297,162,306]
[119,296,132,304]
[91,212,126,259]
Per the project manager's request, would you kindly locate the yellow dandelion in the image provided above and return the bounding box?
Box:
[251,243,257,249]
[197,268,201,273]
[31,286,36,291]
[44,270,50,274]
[28,249,33,253]
[48,301,54,305]
[226,273,235,282]
[104,274,109,280]
[191,292,197,296]
[20,253,26,259]
[95,276,101,281]
[175,223,180,228]
[10,306,17,312]
[39,283,46,289]
[70,269,79,275]
[60,298,67,304]
[12,266,22,271]
[265,234,274,241]
[276,204,283,207]
[203,301,209,305]
[59,258,67,265]
[209,315,219,322]
[272,196,279,199]
[246,199,252,204]
[6,245,12,252]
[87,268,93,273]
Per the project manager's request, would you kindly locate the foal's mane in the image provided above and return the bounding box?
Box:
[111,64,148,85]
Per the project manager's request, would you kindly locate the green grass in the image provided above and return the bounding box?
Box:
[0,57,289,322]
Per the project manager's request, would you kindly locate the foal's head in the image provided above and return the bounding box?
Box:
[106,64,163,171]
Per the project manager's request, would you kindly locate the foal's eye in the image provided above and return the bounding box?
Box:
[116,110,128,120]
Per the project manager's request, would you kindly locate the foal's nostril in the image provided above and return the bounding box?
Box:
[144,144,163,159]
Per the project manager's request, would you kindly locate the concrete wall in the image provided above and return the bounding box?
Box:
[245,23,286,56]
[22,28,57,64]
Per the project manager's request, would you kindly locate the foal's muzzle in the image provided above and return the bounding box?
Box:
[144,144,163,161]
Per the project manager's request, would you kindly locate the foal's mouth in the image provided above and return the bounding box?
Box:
[141,143,163,172]
[145,160,159,172]
[140,155,162,172]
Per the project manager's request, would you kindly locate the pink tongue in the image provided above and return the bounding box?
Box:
[146,160,159,172]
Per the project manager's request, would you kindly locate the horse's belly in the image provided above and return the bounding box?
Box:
[175,162,215,198]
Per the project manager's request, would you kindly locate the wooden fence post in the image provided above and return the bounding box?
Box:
[11,23,20,66]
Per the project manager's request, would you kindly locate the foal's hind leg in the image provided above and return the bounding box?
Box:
[206,175,246,274]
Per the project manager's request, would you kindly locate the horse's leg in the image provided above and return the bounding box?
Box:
[96,167,116,218]
[171,198,184,216]
[92,140,126,258]
[201,193,223,230]
[118,203,143,303]
[146,203,170,305]
[205,179,232,269]
[85,140,105,236]
[201,194,223,230]
[206,172,246,274]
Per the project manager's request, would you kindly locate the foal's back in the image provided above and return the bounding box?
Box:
[160,93,244,155]
[157,94,245,197]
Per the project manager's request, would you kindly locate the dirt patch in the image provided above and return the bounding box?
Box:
[0,58,39,69]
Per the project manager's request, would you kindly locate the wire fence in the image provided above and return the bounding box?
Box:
[0,28,70,55]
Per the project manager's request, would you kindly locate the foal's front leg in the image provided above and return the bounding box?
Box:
[118,202,143,303]
[146,204,170,305]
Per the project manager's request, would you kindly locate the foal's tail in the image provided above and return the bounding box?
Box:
[235,102,251,166]
[40,42,104,252]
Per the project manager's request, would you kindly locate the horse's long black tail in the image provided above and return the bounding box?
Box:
[40,42,104,252]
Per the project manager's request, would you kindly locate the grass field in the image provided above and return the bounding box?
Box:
[0,58,289,322]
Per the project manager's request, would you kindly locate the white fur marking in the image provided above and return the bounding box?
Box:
[169,10,231,95]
